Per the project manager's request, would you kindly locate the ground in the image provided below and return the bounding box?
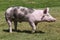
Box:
[0,0,60,40]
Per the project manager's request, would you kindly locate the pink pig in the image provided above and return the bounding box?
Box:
[5,6,56,33]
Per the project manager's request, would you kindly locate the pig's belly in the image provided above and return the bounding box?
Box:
[17,17,29,22]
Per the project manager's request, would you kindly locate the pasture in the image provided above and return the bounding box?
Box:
[0,0,60,40]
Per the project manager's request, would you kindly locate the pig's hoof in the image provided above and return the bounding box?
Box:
[10,31,12,33]
[31,31,35,33]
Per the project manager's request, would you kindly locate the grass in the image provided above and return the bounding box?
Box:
[0,0,60,11]
[0,0,60,40]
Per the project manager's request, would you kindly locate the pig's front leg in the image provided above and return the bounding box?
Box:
[29,21,36,33]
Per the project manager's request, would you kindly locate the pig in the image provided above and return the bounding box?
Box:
[5,6,56,33]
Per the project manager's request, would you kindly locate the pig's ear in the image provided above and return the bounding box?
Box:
[44,7,49,14]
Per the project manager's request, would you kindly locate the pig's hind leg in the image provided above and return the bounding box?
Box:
[7,19,12,33]
[14,20,17,31]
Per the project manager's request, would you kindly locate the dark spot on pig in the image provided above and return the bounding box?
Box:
[28,8,34,13]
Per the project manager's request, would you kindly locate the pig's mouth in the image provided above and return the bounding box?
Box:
[42,20,56,22]
[40,20,56,22]
[47,20,56,22]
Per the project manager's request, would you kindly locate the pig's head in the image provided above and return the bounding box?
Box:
[41,8,56,22]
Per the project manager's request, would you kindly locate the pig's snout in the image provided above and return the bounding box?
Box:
[50,18,56,22]
[53,18,56,22]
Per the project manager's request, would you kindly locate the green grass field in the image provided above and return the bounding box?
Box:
[0,0,60,40]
